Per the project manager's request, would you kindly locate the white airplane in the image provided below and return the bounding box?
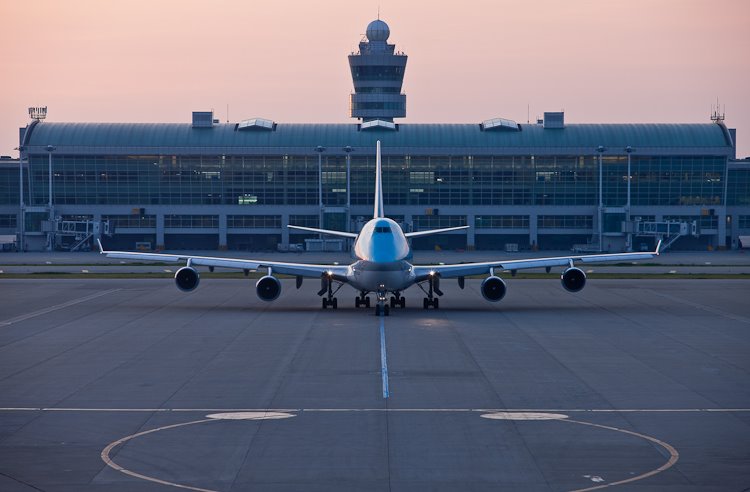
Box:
[99,141,661,316]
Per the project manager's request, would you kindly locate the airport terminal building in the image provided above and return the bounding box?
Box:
[3,19,749,252]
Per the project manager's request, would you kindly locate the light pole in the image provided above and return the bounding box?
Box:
[596,146,606,252]
[46,145,56,251]
[14,146,25,252]
[625,146,634,251]
[315,146,325,235]
[343,146,354,232]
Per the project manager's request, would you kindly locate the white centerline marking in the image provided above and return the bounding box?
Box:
[0,289,121,326]
[379,315,390,398]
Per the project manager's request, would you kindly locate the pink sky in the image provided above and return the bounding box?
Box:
[1,0,749,156]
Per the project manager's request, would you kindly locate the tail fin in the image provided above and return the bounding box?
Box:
[374,140,384,218]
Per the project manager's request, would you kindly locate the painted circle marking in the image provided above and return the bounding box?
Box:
[481,412,569,420]
[205,411,295,421]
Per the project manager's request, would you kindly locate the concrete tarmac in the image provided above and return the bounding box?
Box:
[0,278,748,491]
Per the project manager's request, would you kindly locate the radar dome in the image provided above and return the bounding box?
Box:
[366,19,390,42]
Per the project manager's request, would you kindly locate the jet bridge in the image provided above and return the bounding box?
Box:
[43,218,112,251]
[632,220,697,251]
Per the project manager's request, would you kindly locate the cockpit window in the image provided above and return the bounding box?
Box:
[374,226,392,233]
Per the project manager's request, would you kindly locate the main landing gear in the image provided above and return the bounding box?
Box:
[319,274,343,309]
[390,293,405,309]
[419,274,443,309]
[355,292,371,308]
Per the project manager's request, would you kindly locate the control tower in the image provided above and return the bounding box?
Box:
[348,19,407,122]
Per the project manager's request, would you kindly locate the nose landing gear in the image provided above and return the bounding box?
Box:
[375,285,390,316]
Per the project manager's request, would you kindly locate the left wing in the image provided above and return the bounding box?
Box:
[97,240,350,278]
[413,241,661,278]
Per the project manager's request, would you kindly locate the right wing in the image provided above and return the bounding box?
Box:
[97,240,350,278]
[404,225,469,238]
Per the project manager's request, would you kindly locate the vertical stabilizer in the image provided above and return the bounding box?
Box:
[374,140,385,218]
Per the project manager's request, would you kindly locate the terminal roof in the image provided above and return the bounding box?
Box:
[24,122,733,156]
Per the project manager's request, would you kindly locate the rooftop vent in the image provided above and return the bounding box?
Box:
[480,118,520,132]
[543,111,565,129]
[192,111,215,128]
[359,119,397,131]
[236,118,276,131]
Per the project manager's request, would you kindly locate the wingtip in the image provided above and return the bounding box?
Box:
[655,239,662,256]
[97,238,105,254]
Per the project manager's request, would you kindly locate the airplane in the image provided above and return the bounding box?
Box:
[98,141,662,316]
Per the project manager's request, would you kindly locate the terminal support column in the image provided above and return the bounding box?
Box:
[466,214,475,250]
[529,213,538,250]
[156,213,165,249]
[281,214,290,248]
[218,214,227,250]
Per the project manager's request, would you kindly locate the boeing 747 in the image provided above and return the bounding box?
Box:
[99,141,661,315]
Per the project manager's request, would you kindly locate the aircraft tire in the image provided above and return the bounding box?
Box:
[332,298,338,309]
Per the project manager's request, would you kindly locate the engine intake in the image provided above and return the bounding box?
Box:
[174,266,200,292]
[481,276,507,302]
[561,267,586,292]
[256,275,282,301]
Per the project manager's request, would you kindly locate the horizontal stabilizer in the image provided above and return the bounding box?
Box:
[404,225,470,238]
[287,225,358,238]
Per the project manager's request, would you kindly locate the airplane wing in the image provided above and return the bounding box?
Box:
[287,225,358,238]
[413,241,662,278]
[97,240,350,278]
[404,225,470,238]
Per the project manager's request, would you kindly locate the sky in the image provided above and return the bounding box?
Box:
[1,0,749,157]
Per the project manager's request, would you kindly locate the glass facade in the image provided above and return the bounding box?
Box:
[227,215,281,228]
[728,169,750,206]
[19,154,733,209]
[538,215,593,229]
[164,215,218,228]
[0,214,17,228]
[102,214,157,228]
[475,215,529,229]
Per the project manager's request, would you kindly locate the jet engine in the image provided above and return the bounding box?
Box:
[481,276,507,302]
[174,266,200,292]
[256,275,282,301]
[561,267,586,292]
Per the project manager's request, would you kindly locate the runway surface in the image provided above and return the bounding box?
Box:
[0,278,749,491]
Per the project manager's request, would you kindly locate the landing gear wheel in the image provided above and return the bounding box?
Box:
[399,296,406,308]
[365,297,371,308]
[433,298,439,309]
[423,298,429,309]
[322,298,328,309]
[355,297,360,308]
[375,304,381,316]
[390,296,397,308]
[332,298,338,309]
[384,305,390,316]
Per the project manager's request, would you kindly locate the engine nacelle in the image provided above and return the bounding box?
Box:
[561,267,587,292]
[256,275,282,302]
[481,276,507,302]
[174,266,200,292]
